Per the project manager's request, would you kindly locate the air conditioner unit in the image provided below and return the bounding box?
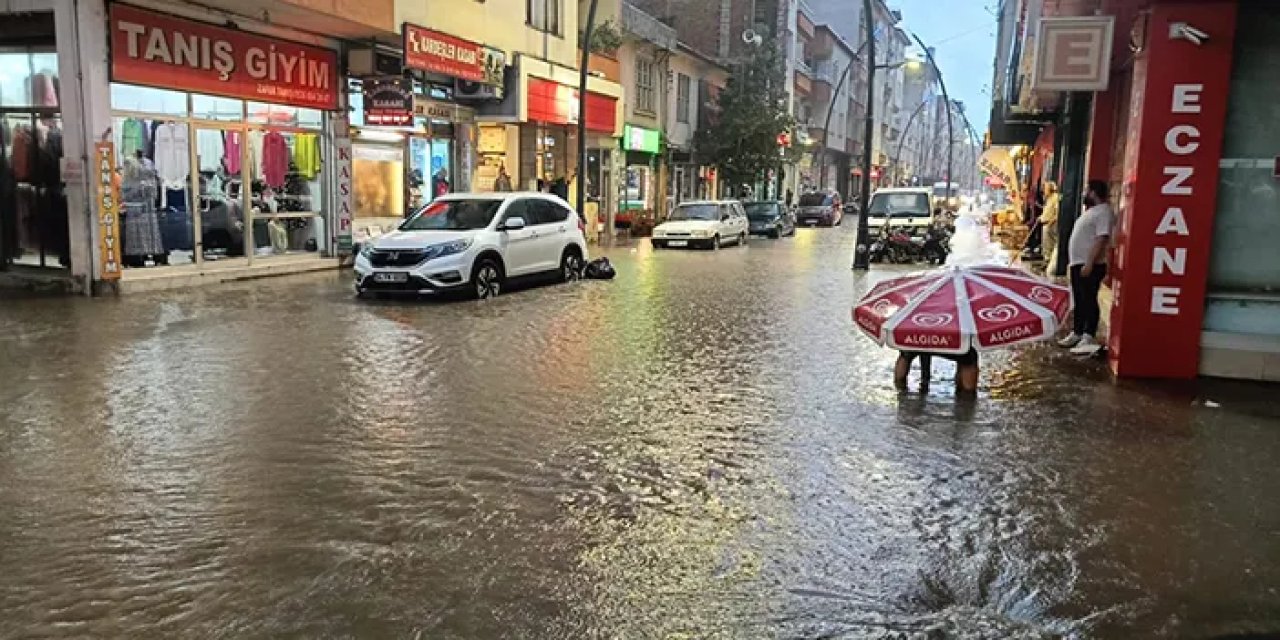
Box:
[455,80,502,101]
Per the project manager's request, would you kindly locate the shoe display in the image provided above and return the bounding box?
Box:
[1058,333,1081,348]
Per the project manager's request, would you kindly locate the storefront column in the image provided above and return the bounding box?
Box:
[1106,0,1239,379]
[50,0,111,290]
[1054,93,1092,278]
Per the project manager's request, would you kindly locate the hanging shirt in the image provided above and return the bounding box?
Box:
[292,133,321,179]
[196,129,224,173]
[11,126,32,182]
[120,119,147,160]
[248,131,265,181]
[261,131,290,189]
[224,132,242,175]
[153,123,190,206]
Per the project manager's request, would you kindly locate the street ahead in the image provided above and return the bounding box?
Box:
[2,224,1279,638]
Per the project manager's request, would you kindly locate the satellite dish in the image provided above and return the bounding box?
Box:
[742,29,762,46]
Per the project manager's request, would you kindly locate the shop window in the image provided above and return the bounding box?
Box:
[247,102,322,128]
[353,143,405,219]
[193,95,244,121]
[110,84,187,115]
[113,115,195,267]
[0,51,58,108]
[528,0,561,35]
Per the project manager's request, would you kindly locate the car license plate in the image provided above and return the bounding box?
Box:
[668,240,688,247]
[374,272,408,283]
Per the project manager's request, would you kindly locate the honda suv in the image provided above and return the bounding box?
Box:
[354,193,589,299]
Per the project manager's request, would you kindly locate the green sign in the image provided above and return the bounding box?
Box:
[623,125,661,154]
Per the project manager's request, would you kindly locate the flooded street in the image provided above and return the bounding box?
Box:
[2,224,1279,638]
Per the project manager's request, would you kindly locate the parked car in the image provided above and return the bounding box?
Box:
[866,187,935,235]
[354,192,588,299]
[795,190,844,226]
[651,200,749,249]
[744,201,795,238]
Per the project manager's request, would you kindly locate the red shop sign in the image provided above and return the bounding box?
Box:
[403,23,485,83]
[109,4,339,111]
[526,78,617,134]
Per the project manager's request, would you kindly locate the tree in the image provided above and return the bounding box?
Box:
[694,42,795,191]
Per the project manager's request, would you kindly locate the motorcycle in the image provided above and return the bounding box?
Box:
[922,224,951,265]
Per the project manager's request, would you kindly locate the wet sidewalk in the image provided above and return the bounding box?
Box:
[1,226,1278,638]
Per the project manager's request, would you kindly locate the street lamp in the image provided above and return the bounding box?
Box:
[852,0,877,270]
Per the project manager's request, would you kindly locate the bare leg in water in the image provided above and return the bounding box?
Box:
[894,353,932,390]
[956,360,979,397]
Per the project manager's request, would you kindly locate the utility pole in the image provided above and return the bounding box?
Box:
[912,34,952,203]
[577,0,600,231]
[852,0,876,270]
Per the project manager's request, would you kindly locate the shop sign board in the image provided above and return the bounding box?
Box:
[335,138,354,254]
[403,23,503,86]
[1031,16,1115,92]
[363,76,413,126]
[109,4,338,110]
[623,125,661,154]
[1107,3,1237,379]
[413,97,476,123]
[526,78,618,134]
[94,142,122,280]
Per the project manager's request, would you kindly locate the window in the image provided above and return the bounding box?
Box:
[503,199,536,225]
[636,58,655,114]
[403,199,503,231]
[676,73,691,123]
[527,200,564,225]
[528,0,560,35]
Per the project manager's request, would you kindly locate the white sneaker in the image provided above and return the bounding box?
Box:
[1070,335,1102,355]
[1057,332,1081,348]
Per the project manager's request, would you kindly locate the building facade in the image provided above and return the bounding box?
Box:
[989,0,1280,381]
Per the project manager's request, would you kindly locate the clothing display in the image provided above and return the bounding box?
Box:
[224,132,242,175]
[120,118,148,160]
[196,129,224,173]
[292,133,320,179]
[153,123,190,190]
[120,159,164,259]
[261,131,289,189]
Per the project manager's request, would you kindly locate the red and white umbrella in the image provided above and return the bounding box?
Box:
[853,265,1071,355]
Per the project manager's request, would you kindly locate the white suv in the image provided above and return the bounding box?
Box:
[354,193,589,299]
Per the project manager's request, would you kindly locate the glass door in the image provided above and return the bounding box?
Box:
[247,127,325,259]
[193,125,248,262]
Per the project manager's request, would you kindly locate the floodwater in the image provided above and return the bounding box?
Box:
[1,225,1278,639]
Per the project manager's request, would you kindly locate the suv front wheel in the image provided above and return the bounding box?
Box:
[471,258,504,300]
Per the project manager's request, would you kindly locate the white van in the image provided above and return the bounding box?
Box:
[866,187,935,234]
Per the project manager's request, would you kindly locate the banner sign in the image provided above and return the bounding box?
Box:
[403,23,488,83]
[335,138,354,254]
[979,147,1022,210]
[363,77,413,126]
[94,142,122,280]
[109,4,339,110]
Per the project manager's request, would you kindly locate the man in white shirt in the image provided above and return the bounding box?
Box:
[1059,180,1115,355]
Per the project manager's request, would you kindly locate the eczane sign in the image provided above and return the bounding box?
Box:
[1031,17,1115,92]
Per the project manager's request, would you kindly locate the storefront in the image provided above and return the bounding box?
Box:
[621,124,660,221]
[472,55,623,222]
[106,4,342,272]
[345,23,495,244]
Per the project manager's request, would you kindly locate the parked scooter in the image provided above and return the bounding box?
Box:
[922,223,951,265]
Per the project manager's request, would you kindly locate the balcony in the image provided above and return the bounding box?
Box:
[622,1,677,51]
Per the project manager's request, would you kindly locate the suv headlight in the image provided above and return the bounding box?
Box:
[424,238,472,261]
[358,243,375,260]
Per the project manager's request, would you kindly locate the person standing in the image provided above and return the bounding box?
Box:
[1039,180,1061,271]
[1059,180,1114,355]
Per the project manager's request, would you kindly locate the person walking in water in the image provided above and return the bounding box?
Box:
[894,349,979,396]
[1059,179,1114,356]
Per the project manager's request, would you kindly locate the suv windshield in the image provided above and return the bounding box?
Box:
[798,193,832,207]
[669,204,720,221]
[868,193,930,217]
[401,199,503,231]
[744,203,780,219]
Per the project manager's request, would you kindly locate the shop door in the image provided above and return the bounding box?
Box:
[193,125,248,261]
[1,34,68,270]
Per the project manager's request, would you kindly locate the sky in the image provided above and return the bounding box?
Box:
[890,0,999,133]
